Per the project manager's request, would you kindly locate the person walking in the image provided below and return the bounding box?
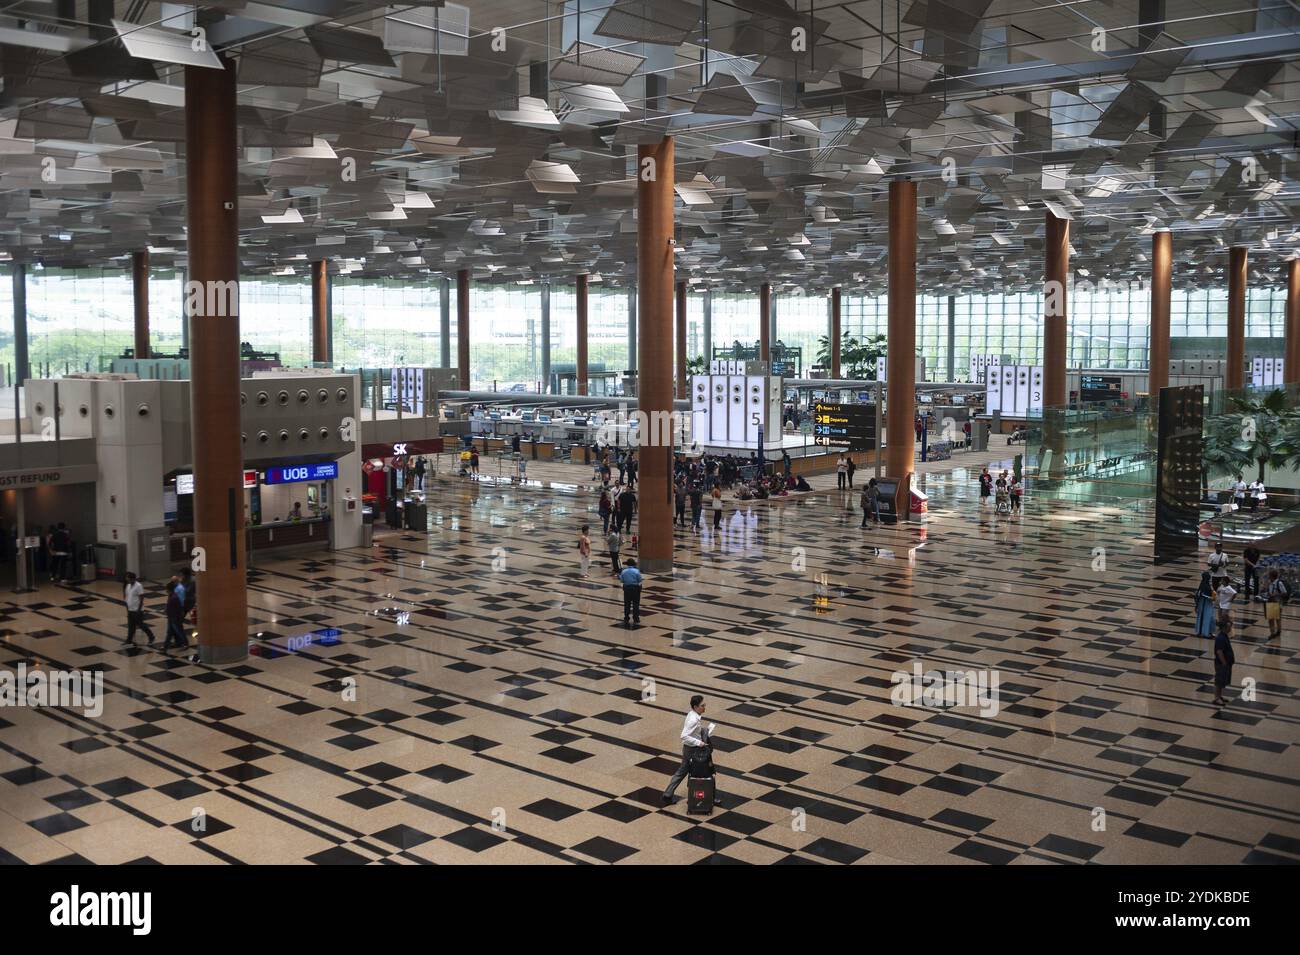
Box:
[1193,571,1215,637]
[661,695,720,806]
[1242,544,1261,599]
[1250,479,1267,513]
[178,568,198,645]
[1212,620,1235,706]
[689,483,704,530]
[414,455,427,489]
[1232,475,1247,511]
[674,480,687,528]
[1214,574,1237,630]
[161,575,188,651]
[123,572,154,645]
[606,526,622,576]
[710,484,723,530]
[517,455,527,483]
[1263,568,1289,640]
[846,456,856,488]
[626,452,638,489]
[598,489,612,535]
[978,467,992,506]
[469,448,480,478]
[836,454,848,490]
[1208,541,1229,588]
[619,485,637,533]
[578,524,591,578]
[619,558,643,626]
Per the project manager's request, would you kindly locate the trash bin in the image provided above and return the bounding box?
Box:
[360,522,374,547]
[78,544,97,583]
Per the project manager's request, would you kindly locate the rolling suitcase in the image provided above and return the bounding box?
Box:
[686,743,716,815]
[687,776,715,815]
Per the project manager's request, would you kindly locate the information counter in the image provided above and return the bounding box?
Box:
[169,517,331,562]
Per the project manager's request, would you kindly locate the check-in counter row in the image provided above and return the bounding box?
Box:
[168,518,331,562]
[454,434,558,460]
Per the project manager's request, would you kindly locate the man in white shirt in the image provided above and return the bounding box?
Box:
[123,571,154,645]
[662,695,721,806]
[1233,478,1247,509]
[1250,480,1266,512]
[1215,578,1237,628]
[1208,542,1229,587]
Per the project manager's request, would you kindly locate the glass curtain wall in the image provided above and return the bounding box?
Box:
[3,269,1291,383]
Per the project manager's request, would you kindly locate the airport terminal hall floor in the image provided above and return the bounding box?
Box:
[1,449,1297,866]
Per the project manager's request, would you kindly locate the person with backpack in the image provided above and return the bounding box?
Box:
[689,483,704,530]
[597,489,612,535]
[161,575,188,652]
[710,484,724,530]
[606,526,622,576]
[1207,541,1230,589]
[661,695,721,807]
[1264,569,1289,640]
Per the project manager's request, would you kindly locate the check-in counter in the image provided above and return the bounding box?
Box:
[169,517,332,562]
[524,440,554,460]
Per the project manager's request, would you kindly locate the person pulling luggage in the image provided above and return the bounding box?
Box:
[662,695,721,807]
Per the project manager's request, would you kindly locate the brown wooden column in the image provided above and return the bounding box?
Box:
[886,179,916,515]
[1044,212,1069,408]
[576,273,589,395]
[830,286,842,379]
[1226,247,1247,390]
[759,282,771,362]
[637,136,675,572]
[1285,258,1300,384]
[675,280,688,398]
[131,250,150,359]
[457,268,470,389]
[1149,231,1171,398]
[311,259,330,365]
[185,57,247,664]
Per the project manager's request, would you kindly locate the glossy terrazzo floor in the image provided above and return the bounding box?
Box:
[2,443,1298,865]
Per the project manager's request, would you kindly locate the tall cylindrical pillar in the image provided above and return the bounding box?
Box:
[457,268,470,389]
[830,286,842,379]
[886,180,916,515]
[576,273,589,396]
[185,57,247,664]
[1149,231,1171,398]
[12,263,27,382]
[132,250,150,359]
[311,259,330,365]
[637,137,675,572]
[1044,212,1069,408]
[759,282,771,362]
[1226,247,1247,391]
[439,276,451,368]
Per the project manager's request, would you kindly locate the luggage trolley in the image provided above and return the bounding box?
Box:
[994,487,1011,516]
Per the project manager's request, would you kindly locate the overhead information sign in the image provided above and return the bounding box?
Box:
[812,401,876,450]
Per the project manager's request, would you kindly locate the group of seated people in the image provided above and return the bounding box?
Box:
[733,471,813,500]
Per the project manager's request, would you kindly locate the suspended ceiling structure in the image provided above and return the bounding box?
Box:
[1,0,1298,296]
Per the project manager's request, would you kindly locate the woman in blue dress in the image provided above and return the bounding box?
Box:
[1194,571,1215,637]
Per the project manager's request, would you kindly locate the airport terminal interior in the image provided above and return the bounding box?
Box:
[1,0,1300,867]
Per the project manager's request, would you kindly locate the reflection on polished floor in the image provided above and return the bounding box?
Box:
[2,449,1298,865]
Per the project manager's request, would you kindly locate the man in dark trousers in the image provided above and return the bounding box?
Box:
[161,575,188,651]
[619,485,637,533]
[662,695,721,806]
[619,558,643,626]
[123,572,154,645]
